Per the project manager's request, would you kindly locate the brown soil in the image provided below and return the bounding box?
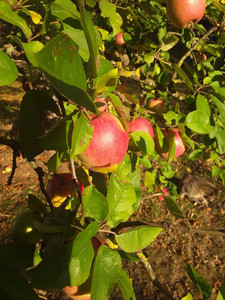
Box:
[1,82,225,300]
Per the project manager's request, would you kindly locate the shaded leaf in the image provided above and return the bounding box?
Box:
[173,64,193,91]
[117,269,136,300]
[165,196,184,219]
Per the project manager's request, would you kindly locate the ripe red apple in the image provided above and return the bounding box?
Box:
[128,117,154,138]
[148,99,165,115]
[116,32,125,46]
[46,173,84,207]
[166,0,206,29]
[78,112,129,173]
[155,128,186,159]
[157,187,169,201]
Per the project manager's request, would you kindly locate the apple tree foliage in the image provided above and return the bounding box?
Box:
[0,0,225,299]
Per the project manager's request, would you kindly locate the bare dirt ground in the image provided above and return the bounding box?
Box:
[1,82,225,300]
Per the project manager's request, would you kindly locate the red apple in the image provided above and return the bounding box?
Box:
[46,173,84,207]
[128,117,154,138]
[78,112,129,173]
[148,99,165,115]
[197,52,207,61]
[157,187,169,201]
[155,128,186,159]
[166,0,206,29]
[116,32,125,46]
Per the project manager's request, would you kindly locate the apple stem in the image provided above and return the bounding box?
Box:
[70,159,83,204]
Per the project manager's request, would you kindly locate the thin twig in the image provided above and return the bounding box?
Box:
[34,167,53,210]
[136,250,175,300]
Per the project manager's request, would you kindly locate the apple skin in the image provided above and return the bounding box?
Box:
[78,112,129,173]
[166,0,206,29]
[155,128,186,159]
[116,32,125,46]
[46,173,84,207]
[158,187,169,201]
[128,118,154,138]
[148,99,165,115]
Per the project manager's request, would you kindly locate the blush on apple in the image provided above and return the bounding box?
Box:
[155,128,186,159]
[148,99,165,115]
[128,117,154,138]
[166,0,206,29]
[78,112,129,173]
[116,32,125,46]
[46,173,84,207]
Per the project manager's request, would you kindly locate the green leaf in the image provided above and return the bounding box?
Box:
[211,94,225,124]
[182,293,193,300]
[196,94,210,117]
[217,277,225,300]
[144,50,155,64]
[51,0,80,20]
[144,171,155,188]
[81,185,108,223]
[0,50,18,86]
[99,0,123,35]
[117,269,136,300]
[173,64,193,91]
[63,27,89,62]
[27,222,98,289]
[0,243,35,270]
[8,36,44,67]
[79,4,98,79]
[0,1,32,38]
[0,267,40,300]
[160,32,179,51]
[38,116,72,152]
[187,264,212,298]
[130,131,155,156]
[28,194,48,216]
[47,152,63,173]
[91,245,122,300]
[216,128,225,154]
[165,196,184,219]
[35,32,97,113]
[70,112,94,158]
[188,149,203,160]
[106,172,137,228]
[96,68,118,94]
[19,90,60,161]
[185,110,210,134]
[115,226,162,253]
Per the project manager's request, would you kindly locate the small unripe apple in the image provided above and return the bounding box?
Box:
[116,32,125,46]
[78,112,129,173]
[46,173,84,207]
[155,128,186,159]
[166,0,206,29]
[157,187,169,201]
[128,118,154,138]
[148,99,165,115]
